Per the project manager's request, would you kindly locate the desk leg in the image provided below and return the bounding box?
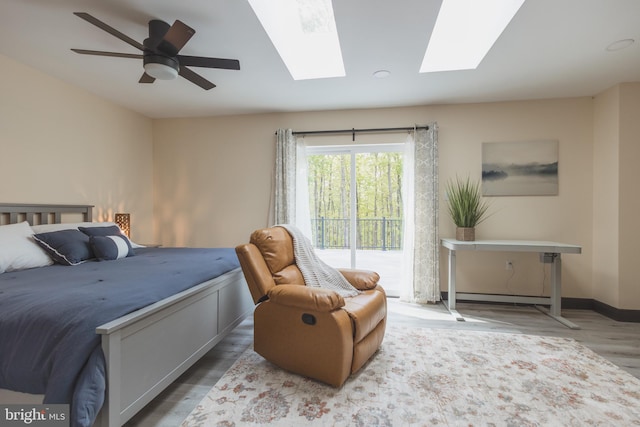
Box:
[550,254,561,317]
[444,249,465,322]
[448,249,456,310]
[536,253,580,329]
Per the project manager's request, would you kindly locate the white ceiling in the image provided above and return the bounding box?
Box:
[1,0,639,119]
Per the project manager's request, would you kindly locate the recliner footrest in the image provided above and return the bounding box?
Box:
[343,289,387,343]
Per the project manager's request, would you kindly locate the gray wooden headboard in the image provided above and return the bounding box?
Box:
[0,203,93,225]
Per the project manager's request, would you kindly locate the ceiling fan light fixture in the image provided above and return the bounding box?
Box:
[72,13,238,90]
[143,55,179,80]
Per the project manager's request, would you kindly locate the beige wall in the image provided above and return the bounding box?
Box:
[592,82,640,310]
[153,98,594,299]
[0,53,155,243]
[593,86,620,307]
[619,84,640,309]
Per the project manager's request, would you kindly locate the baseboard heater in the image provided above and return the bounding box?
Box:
[439,292,640,323]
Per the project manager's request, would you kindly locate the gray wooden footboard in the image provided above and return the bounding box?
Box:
[96,268,252,427]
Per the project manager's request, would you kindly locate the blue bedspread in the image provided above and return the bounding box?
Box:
[0,247,240,427]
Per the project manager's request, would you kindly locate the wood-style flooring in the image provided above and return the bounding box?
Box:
[124,300,640,426]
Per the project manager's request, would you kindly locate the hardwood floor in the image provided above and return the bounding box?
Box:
[124,299,640,426]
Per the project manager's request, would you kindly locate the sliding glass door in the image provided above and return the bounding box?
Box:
[306,144,404,296]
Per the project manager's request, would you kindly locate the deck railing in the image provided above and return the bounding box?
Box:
[311,217,402,250]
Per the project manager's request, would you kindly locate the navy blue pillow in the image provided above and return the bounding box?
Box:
[32,230,93,266]
[79,226,134,257]
[89,235,133,261]
[79,225,122,237]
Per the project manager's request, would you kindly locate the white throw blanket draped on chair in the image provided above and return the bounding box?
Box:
[280,225,360,298]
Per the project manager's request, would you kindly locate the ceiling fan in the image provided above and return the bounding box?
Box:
[71,12,240,90]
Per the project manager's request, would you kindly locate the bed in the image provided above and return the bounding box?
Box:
[0,203,254,427]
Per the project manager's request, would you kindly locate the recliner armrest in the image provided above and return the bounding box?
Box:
[267,285,345,312]
[338,269,380,290]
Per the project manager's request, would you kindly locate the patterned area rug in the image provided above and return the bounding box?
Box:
[182,327,640,426]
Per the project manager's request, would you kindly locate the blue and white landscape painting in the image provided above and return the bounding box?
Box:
[482,140,558,196]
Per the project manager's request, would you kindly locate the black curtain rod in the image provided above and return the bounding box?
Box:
[275,125,429,141]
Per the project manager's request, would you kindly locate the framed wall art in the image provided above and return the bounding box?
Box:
[482,140,558,196]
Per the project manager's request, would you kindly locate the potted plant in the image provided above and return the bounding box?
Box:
[445,176,491,241]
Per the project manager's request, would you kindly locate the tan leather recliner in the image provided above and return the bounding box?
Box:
[235,226,387,387]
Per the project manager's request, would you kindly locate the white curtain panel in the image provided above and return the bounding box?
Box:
[274,129,297,225]
[401,124,440,303]
[273,129,312,237]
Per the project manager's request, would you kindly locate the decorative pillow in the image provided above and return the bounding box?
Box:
[32,230,93,266]
[0,221,53,273]
[79,226,134,257]
[89,235,133,261]
[79,225,122,237]
[33,222,146,248]
[78,224,138,256]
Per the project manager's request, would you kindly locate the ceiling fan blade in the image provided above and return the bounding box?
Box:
[74,12,145,51]
[178,55,240,70]
[178,66,216,90]
[71,49,143,59]
[157,20,195,56]
[139,73,155,84]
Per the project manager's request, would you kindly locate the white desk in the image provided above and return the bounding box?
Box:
[441,238,582,329]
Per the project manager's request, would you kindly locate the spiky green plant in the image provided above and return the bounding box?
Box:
[445,176,491,228]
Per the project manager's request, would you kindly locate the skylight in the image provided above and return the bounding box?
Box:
[420,0,525,73]
[247,0,345,80]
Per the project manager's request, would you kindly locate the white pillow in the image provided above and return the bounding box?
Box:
[31,222,145,248]
[0,221,54,273]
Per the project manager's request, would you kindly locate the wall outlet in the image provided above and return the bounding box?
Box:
[505,260,513,271]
